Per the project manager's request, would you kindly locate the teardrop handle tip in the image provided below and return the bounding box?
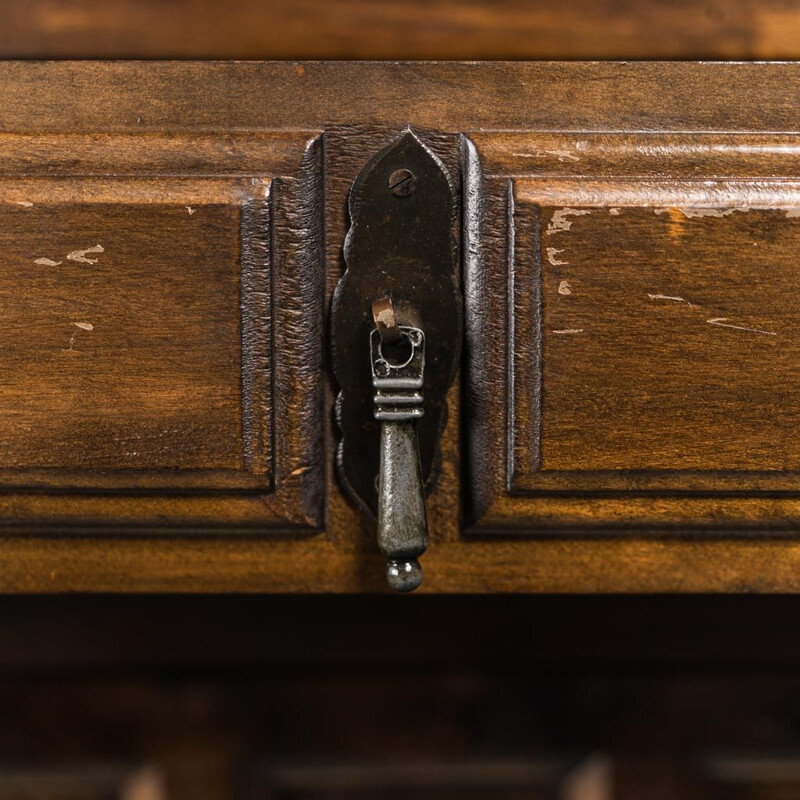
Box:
[386,559,423,593]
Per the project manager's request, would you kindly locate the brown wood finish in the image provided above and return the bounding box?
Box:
[2,62,800,591]
[2,0,800,60]
[0,129,325,530]
[465,131,800,533]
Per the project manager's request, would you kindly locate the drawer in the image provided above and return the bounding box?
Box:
[3,61,800,592]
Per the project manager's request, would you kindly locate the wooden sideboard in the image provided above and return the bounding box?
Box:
[3,61,800,592]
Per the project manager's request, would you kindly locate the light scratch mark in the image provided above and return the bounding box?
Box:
[558,280,572,295]
[63,321,94,352]
[786,209,800,218]
[16,201,33,208]
[706,317,776,336]
[547,247,569,266]
[290,465,312,476]
[546,208,591,236]
[648,293,686,303]
[34,258,62,266]
[186,206,196,215]
[512,149,581,162]
[655,207,750,219]
[552,328,584,335]
[550,150,581,162]
[609,207,622,215]
[66,244,104,264]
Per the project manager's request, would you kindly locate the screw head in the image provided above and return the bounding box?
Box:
[388,168,417,198]
[374,359,390,377]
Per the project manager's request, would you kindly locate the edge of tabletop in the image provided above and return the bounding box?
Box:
[0,60,798,133]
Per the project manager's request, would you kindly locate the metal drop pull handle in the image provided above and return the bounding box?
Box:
[330,129,462,592]
[371,324,428,592]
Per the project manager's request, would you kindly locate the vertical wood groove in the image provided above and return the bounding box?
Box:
[508,194,543,487]
[239,189,273,481]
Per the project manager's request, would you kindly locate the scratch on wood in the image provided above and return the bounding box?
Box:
[546,208,591,236]
[63,322,94,352]
[66,244,104,264]
[549,150,580,162]
[552,328,584,335]
[785,209,800,218]
[707,317,776,336]
[558,280,572,295]
[186,206,196,215]
[609,208,622,215]
[648,293,686,303]
[656,207,686,240]
[34,258,62,266]
[655,206,750,218]
[512,149,580,162]
[290,465,312,476]
[16,201,33,208]
[547,247,569,266]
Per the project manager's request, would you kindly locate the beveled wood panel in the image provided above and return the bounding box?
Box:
[465,130,800,533]
[0,129,325,530]
[518,203,800,480]
[1,197,255,477]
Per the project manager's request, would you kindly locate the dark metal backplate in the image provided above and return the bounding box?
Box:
[331,130,462,517]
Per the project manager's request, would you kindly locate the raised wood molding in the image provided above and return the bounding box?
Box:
[464,130,800,534]
[0,126,325,531]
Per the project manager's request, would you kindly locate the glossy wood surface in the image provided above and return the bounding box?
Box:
[3,62,800,591]
[2,0,800,60]
[464,127,800,534]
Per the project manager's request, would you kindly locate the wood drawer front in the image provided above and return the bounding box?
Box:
[0,132,324,531]
[1,62,800,591]
[465,132,800,533]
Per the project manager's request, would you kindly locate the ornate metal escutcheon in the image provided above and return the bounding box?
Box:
[330,130,462,592]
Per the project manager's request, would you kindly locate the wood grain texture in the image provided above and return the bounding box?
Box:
[2,62,800,590]
[0,124,324,530]
[466,129,800,535]
[0,0,794,60]
[0,201,246,471]
[536,207,797,475]
[3,62,800,134]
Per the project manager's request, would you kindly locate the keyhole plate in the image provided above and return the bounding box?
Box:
[330,130,462,517]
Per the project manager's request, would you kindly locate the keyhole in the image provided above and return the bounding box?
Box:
[379,334,414,368]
